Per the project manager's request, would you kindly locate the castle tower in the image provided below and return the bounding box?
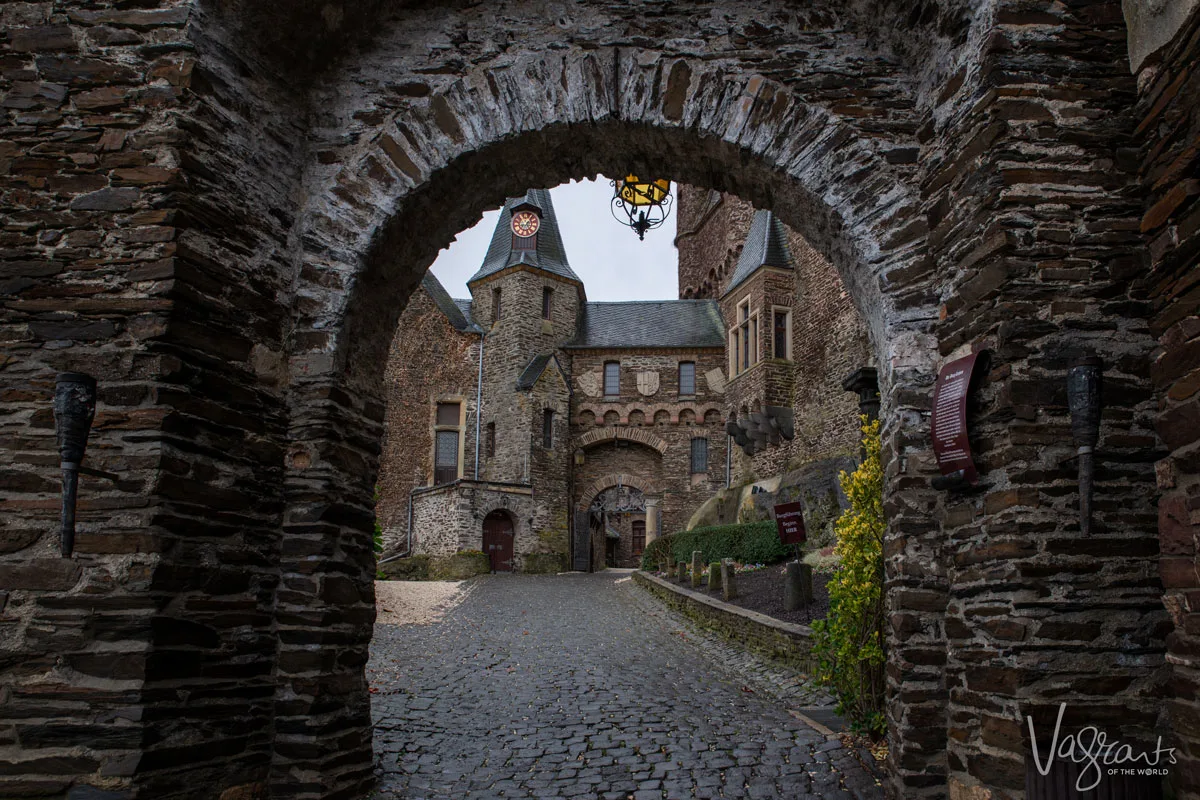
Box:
[467,189,582,484]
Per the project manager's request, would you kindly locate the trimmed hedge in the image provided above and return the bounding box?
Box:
[639,521,789,571]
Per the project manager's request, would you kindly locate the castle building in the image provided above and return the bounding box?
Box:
[376,186,871,572]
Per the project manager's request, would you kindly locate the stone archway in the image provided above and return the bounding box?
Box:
[281,48,950,798]
[0,2,1183,800]
[576,427,669,455]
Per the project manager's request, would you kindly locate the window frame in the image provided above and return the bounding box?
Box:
[678,361,696,396]
[690,437,709,474]
[486,421,496,458]
[542,408,554,449]
[631,520,646,556]
[542,286,553,320]
[772,306,792,361]
[730,296,758,378]
[432,400,463,486]
[492,287,502,323]
[603,361,620,396]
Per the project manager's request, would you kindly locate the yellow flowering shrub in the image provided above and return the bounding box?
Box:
[811,417,887,736]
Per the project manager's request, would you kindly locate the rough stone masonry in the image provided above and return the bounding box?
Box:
[0,2,1197,800]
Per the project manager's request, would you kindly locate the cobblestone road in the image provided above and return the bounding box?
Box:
[367,572,883,799]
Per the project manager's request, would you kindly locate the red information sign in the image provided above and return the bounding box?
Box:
[931,351,985,484]
[774,502,807,545]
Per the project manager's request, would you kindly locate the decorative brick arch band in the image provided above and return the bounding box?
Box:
[576,474,661,512]
[576,403,725,426]
[576,426,669,454]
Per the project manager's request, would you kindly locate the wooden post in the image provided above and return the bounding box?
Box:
[708,561,722,592]
[691,551,703,589]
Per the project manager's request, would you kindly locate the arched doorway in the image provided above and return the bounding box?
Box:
[482,510,515,573]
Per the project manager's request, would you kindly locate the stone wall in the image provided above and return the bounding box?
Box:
[1134,5,1200,794]
[927,4,1168,798]
[475,268,580,487]
[408,480,558,571]
[522,359,572,570]
[570,348,728,537]
[676,188,756,299]
[376,284,481,553]
[679,188,870,487]
[632,571,815,672]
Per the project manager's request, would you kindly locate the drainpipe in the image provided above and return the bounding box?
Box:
[474,331,485,479]
[378,485,419,564]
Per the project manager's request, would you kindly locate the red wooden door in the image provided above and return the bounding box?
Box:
[482,510,514,573]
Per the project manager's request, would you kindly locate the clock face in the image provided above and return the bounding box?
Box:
[511,210,540,238]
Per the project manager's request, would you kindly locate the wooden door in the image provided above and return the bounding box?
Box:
[573,511,591,572]
[482,510,514,573]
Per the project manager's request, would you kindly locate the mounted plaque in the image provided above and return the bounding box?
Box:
[774,501,807,545]
[931,351,988,486]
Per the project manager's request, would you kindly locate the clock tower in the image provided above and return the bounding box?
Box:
[465,189,583,484]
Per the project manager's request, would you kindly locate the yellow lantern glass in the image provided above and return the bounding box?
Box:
[610,175,673,240]
[618,176,671,207]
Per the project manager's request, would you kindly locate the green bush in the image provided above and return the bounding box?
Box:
[811,417,887,737]
[639,521,789,571]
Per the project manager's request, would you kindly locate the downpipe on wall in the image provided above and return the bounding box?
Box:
[474,332,484,479]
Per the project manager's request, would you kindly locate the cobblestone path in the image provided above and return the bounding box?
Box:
[367,572,883,799]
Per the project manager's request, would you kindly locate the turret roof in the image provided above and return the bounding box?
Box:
[723,210,793,296]
[468,189,582,287]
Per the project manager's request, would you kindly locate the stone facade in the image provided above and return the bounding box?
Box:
[376,279,480,548]
[678,190,872,489]
[1136,7,1200,791]
[0,2,1196,799]
[378,190,729,572]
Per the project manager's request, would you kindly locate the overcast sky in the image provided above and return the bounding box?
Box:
[430,176,679,302]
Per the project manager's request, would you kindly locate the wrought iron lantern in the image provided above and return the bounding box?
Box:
[610,175,672,240]
[53,372,97,557]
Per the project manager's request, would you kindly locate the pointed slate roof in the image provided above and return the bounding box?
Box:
[422,273,482,333]
[516,354,553,390]
[515,353,568,392]
[467,189,582,287]
[565,300,725,349]
[723,210,793,296]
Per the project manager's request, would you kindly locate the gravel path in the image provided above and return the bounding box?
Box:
[366,572,881,799]
[374,580,472,627]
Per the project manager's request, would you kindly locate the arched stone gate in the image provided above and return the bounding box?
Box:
[0,1,1192,799]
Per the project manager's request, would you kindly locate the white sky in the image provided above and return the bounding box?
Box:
[429,176,679,302]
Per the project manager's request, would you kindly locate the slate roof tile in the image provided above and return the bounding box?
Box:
[724,209,793,295]
[566,300,724,349]
[468,189,582,286]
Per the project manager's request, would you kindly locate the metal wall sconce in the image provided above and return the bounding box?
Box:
[53,372,97,558]
[1067,356,1103,535]
[842,367,880,421]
